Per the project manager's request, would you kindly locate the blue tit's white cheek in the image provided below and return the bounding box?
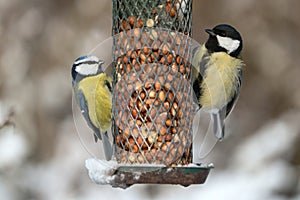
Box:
[216,35,240,54]
[75,63,99,76]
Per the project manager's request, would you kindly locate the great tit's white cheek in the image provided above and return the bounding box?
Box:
[216,35,240,54]
[75,63,99,76]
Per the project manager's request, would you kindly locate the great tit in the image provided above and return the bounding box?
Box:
[72,55,113,160]
[192,24,244,141]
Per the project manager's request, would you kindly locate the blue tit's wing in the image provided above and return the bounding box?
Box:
[225,68,242,117]
[78,87,113,160]
[78,90,102,141]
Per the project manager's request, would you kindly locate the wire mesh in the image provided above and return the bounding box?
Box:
[112,0,194,166]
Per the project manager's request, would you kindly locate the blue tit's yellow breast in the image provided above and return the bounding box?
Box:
[200,52,242,110]
[95,75,112,132]
[78,75,112,132]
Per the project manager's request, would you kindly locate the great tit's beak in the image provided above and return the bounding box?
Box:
[205,29,216,36]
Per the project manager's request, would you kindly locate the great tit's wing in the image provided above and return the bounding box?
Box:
[212,68,242,141]
[78,90,102,141]
[192,46,210,103]
[192,46,201,71]
[192,46,210,77]
[225,68,242,117]
[192,75,202,107]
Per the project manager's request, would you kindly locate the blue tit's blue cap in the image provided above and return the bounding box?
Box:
[75,55,90,62]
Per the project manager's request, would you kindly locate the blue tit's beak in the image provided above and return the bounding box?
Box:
[97,60,105,73]
[98,60,105,65]
[205,29,216,36]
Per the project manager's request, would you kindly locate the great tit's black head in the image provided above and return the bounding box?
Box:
[205,24,243,57]
[71,55,104,83]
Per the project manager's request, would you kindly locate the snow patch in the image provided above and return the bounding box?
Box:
[166,168,173,173]
[231,120,299,171]
[0,129,28,170]
[133,172,141,180]
[85,158,118,185]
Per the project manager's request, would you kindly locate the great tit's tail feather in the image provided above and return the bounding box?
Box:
[211,112,225,141]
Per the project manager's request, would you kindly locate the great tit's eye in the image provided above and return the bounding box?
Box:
[105,80,112,93]
[214,29,226,37]
[220,31,226,37]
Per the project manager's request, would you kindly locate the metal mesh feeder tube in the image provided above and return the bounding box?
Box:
[110,0,212,187]
[114,63,194,165]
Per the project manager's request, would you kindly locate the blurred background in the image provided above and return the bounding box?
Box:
[0,0,299,199]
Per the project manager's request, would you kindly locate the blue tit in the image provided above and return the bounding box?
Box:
[192,24,244,141]
[71,55,113,160]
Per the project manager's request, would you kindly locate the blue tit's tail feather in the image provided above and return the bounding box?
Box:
[211,112,225,141]
[101,131,113,161]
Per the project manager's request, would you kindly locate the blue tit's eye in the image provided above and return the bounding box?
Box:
[105,80,112,93]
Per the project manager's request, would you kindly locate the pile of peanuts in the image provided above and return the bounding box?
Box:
[113,0,194,166]
[115,28,191,78]
[117,0,185,32]
[115,69,194,165]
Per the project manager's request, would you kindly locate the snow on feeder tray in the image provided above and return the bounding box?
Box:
[85,0,213,188]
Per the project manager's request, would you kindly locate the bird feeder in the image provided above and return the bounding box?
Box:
[109,0,212,188]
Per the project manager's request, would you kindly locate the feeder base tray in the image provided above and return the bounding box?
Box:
[111,164,213,188]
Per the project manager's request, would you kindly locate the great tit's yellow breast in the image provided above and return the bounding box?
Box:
[78,75,112,132]
[200,52,242,110]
